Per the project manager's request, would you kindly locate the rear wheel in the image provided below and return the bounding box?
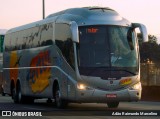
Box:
[11,85,18,103]
[12,82,23,103]
[12,82,34,103]
[16,83,22,103]
[55,86,68,108]
[107,102,119,108]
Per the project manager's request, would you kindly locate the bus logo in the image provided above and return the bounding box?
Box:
[110,81,113,84]
[119,78,132,85]
[27,50,51,93]
[108,77,117,80]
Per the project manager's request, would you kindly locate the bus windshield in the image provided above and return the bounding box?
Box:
[77,25,138,78]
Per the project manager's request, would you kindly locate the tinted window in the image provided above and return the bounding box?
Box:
[4,23,53,51]
[55,24,75,69]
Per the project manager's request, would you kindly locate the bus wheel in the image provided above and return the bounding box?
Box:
[107,102,119,108]
[55,86,68,108]
[15,83,34,103]
[12,82,23,103]
[16,82,23,103]
[11,86,18,103]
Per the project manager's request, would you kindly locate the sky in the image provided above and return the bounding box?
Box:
[0,0,160,37]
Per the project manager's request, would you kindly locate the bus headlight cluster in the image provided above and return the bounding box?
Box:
[77,83,93,90]
[130,82,141,90]
[77,83,87,90]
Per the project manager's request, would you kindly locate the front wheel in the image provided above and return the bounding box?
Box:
[55,86,68,108]
[107,102,119,108]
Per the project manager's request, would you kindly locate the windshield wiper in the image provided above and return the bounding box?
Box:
[110,67,137,75]
[121,69,137,75]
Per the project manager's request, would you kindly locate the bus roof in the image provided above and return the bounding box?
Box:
[47,7,131,26]
[7,7,131,34]
[47,7,117,18]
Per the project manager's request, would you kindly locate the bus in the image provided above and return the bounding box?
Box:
[2,7,148,108]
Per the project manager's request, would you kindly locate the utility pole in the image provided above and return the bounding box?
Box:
[43,0,45,19]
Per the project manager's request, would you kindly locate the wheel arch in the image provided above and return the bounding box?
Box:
[52,79,59,98]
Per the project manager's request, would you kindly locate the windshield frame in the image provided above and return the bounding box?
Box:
[76,25,139,76]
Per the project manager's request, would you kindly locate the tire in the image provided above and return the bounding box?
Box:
[11,86,18,103]
[16,83,22,103]
[11,82,24,103]
[107,102,119,108]
[16,83,34,104]
[55,86,68,108]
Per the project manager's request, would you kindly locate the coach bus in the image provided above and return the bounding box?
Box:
[2,7,148,108]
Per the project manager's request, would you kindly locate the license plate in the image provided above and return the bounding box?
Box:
[106,94,117,98]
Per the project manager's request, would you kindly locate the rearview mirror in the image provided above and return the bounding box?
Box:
[70,21,79,43]
[132,23,148,42]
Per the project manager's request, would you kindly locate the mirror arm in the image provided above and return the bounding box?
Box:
[132,23,148,42]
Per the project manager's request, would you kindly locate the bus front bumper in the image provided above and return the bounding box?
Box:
[75,87,141,103]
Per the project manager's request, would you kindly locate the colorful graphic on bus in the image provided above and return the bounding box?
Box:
[27,51,51,93]
[10,51,19,83]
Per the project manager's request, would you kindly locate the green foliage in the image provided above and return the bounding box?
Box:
[138,33,160,67]
[0,35,4,52]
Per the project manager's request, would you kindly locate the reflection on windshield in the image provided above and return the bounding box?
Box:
[109,26,137,67]
[77,25,138,76]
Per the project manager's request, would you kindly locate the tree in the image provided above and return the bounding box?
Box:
[148,34,157,44]
[138,33,160,67]
[138,34,157,44]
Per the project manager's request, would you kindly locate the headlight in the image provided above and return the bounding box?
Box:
[130,82,141,90]
[77,83,86,90]
[77,83,93,90]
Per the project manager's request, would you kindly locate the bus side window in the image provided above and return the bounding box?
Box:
[41,39,53,46]
[55,23,75,69]
[39,23,53,47]
[63,39,75,69]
